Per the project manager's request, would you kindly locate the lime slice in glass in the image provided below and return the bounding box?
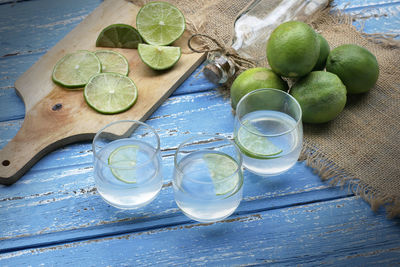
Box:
[108,145,139,183]
[235,120,283,159]
[138,44,181,70]
[203,153,241,195]
[136,2,185,46]
[84,72,138,114]
[96,24,143,49]
[52,50,101,89]
[94,50,129,76]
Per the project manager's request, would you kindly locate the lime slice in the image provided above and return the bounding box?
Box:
[235,121,283,159]
[52,50,101,88]
[136,2,185,46]
[108,145,139,183]
[84,72,138,114]
[203,153,241,195]
[94,50,129,76]
[96,24,142,49]
[138,44,181,70]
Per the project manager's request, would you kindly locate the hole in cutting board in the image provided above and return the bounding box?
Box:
[2,160,10,166]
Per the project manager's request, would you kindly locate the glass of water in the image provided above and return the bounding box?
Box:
[234,88,303,176]
[93,120,162,209]
[173,134,243,223]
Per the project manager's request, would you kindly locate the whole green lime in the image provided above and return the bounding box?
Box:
[326,44,379,94]
[313,34,330,70]
[290,71,347,124]
[266,21,320,78]
[230,67,288,109]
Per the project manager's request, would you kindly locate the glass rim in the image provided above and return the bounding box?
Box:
[92,119,160,169]
[236,88,302,137]
[173,134,243,184]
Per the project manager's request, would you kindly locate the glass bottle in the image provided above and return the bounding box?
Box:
[203,0,329,85]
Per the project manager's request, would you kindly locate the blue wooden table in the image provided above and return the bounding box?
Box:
[1,0,400,265]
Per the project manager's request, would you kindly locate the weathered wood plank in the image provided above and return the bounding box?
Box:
[1,197,399,266]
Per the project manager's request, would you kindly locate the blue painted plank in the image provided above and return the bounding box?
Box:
[1,197,399,266]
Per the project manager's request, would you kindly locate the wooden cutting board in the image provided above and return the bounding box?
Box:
[0,0,205,185]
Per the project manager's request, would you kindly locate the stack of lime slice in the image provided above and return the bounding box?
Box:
[52,50,101,89]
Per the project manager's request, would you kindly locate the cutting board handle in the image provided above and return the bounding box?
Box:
[0,91,94,185]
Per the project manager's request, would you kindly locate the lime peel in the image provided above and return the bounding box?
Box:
[108,145,139,183]
[235,120,283,159]
[203,153,240,196]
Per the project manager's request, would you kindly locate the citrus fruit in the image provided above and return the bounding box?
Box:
[266,21,320,78]
[235,120,282,159]
[94,50,129,76]
[52,50,101,88]
[84,72,138,114]
[230,67,288,110]
[203,153,241,195]
[326,44,379,94]
[136,1,185,46]
[95,24,142,49]
[138,43,181,70]
[290,71,347,124]
[108,145,139,183]
[313,34,330,70]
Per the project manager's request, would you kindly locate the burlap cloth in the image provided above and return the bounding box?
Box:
[133,0,400,217]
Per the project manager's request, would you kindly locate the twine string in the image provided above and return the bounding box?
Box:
[188,33,256,71]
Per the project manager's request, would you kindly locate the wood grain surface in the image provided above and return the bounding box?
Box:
[0,0,400,266]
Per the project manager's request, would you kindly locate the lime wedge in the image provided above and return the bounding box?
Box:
[96,24,142,49]
[203,153,241,195]
[138,44,181,70]
[108,145,139,183]
[52,50,101,89]
[136,2,185,46]
[235,121,283,159]
[94,50,129,76]
[84,72,138,114]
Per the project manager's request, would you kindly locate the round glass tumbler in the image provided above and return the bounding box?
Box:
[92,120,162,209]
[173,135,243,223]
[234,88,303,176]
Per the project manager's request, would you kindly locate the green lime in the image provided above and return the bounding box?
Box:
[203,153,241,195]
[313,34,330,71]
[52,50,101,89]
[290,71,347,124]
[84,72,138,114]
[138,44,181,70]
[326,44,379,94]
[94,50,129,76]
[230,67,288,110]
[267,21,319,78]
[235,120,282,159]
[108,145,139,183]
[96,24,142,49]
[136,1,185,46]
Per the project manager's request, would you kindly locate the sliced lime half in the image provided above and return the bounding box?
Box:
[52,50,101,88]
[138,44,181,70]
[84,72,138,114]
[136,1,185,46]
[96,24,142,49]
[108,145,139,183]
[235,121,283,159]
[94,50,129,76]
[203,153,241,195]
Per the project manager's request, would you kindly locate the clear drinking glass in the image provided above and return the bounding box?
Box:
[234,88,303,176]
[92,120,162,209]
[173,135,243,223]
